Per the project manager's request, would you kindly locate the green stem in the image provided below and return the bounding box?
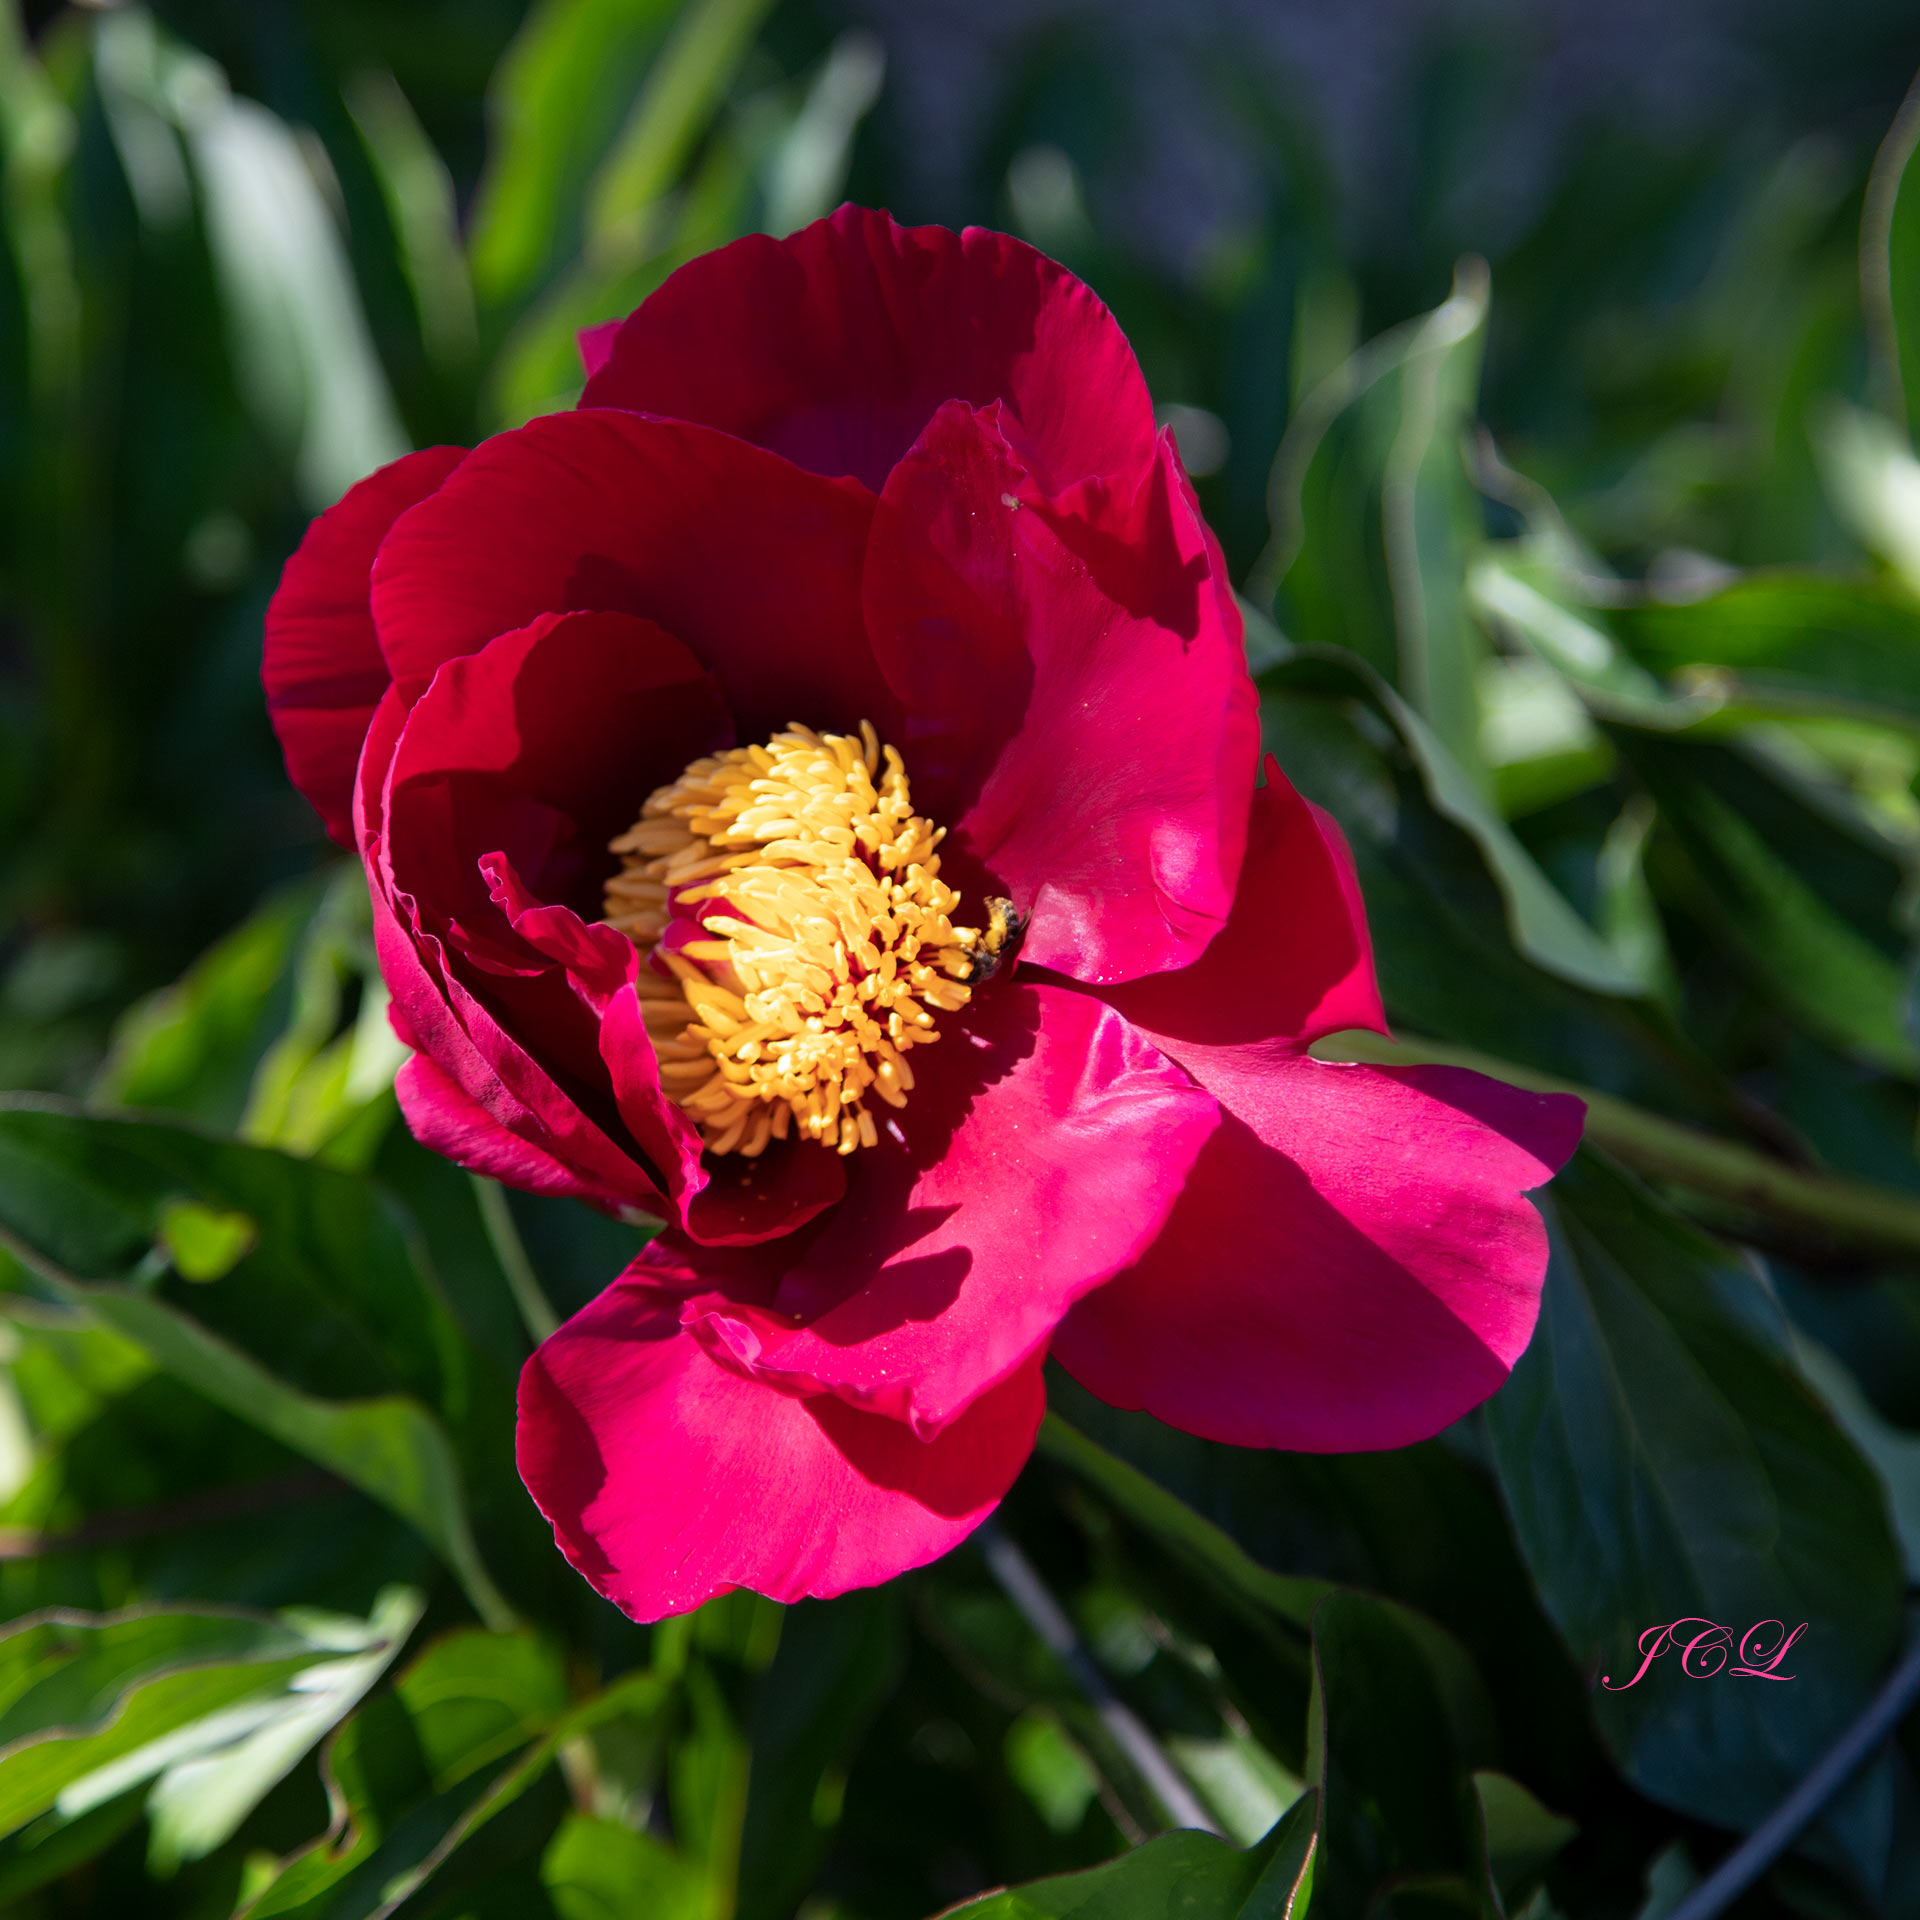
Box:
[1318,1032,1920,1259]
[1037,1414,1325,1631]
[471,1176,560,1344]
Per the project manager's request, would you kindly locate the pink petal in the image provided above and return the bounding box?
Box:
[577,317,620,378]
[1053,1055,1584,1451]
[580,206,1157,497]
[517,1275,1046,1619]
[367,409,888,742]
[395,1052,637,1211]
[865,403,1258,985]
[633,983,1218,1436]
[262,445,466,845]
[1100,761,1386,1054]
[359,682,663,1213]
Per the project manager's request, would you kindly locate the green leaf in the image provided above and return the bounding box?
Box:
[0,1100,513,1629]
[1306,1591,1500,1918]
[1263,646,1645,996]
[155,1199,255,1283]
[1036,1413,1325,1634]
[92,867,402,1165]
[90,877,324,1130]
[343,69,477,376]
[945,1788,1318,1918]
[243,1635,671,1920]
[466,0,681,307]
[483,95,755,427]
[1261,260,1493,784]
[735,1588,903,1920]
[1865,76,1920,443]
[1470,1771,1577,1905]
[92,12,407,507]
[542,1812,705,1920]
[1485,1152,1905,1848]
[1610,731,1918,1073]
[581,0,773,256]
[0,1588,419,1868]
[1620,573,1920,729]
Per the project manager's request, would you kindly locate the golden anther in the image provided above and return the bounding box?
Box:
[604,724,987,1156]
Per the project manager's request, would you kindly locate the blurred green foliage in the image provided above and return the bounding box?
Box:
[7,0,1920,1915]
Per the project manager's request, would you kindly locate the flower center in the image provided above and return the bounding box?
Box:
[604,722,990,1158]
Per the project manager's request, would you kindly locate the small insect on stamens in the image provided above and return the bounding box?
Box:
[959,897,1027,986]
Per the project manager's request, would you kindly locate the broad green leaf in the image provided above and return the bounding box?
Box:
[93,866,401,1164]
[1042,1377,1602,1828]
[542,1812,704,1920]
[0,1101,468,1410]
[1610,731,1918,1073]
[1470,1771,1577,1905]
[1620,573,1920,729]
[0,1589,418,1865]
[947,1788,1317,1919]
[0,1100,512,1629]
[1468,551,1700,727]
[1791,1337,1920,1583]
[1305,1591,1500,1918]
[1263,646,1644,995]
[1485,1152,1904,1853]
[243,1635,671,1920]
[1262,260,1493,784]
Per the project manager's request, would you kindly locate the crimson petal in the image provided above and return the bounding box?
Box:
[518,1276,1045,1620]
[865,403,1258,985]
[263,445,466,845]
[580,205,1157,497]
[368,409,887,743]
[1053,1054,1584,1451]
[1099,760,1386,1052]
[632,983,1217,1436]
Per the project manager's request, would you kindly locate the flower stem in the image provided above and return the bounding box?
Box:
[1663,1628,1920,1920]
[1316,1031,1920,1259]
[973,1517,1223,1837]
[471,1175,560,1344]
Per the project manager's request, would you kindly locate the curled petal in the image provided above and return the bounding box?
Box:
[263,445,466,844]
[1100,760,1386,1054]
[1053,1054,1584,1452]
[581,205,1157,497]
[518,1276,1045,1620]
[368,409,887,743]
[633,983,1218,1436]
[866,403,1258,984]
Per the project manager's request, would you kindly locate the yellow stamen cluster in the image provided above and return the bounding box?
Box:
[604,722,982,1157]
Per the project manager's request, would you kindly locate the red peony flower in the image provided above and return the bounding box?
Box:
[262,207,1583,1622]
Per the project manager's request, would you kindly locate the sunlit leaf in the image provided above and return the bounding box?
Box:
[0,1100,513,1629]
[946,1788,1317,1919]
[0,1587,419,1870]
